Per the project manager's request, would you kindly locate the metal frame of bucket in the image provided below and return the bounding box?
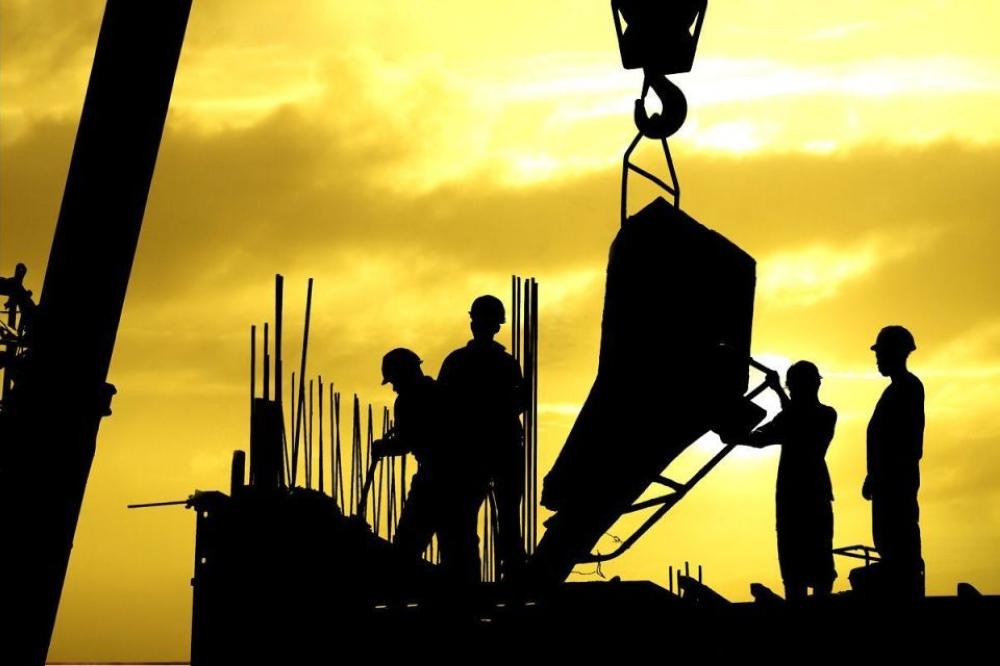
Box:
[579,356,773,565]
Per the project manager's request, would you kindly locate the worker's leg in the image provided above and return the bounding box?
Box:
[889,489,923,596]
[437,483,485,584]
[492,443,526,578]
[808,500,836,596]
[776,503,808,601]
[872,487,922,596]
[393,472,436,561]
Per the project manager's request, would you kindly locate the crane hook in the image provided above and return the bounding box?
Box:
[633,70,688,140]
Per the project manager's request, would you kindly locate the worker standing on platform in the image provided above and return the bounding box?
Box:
[862,325,925,597]
[439,295,528,580]
[373,348,482,583]
[726,361,838,600]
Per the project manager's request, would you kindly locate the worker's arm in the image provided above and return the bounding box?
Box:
[372,437,412,458]
[742,412,787,448]
[898,377,925,461]
[764,369,789,409]
[372,432,410,458]
[721,411,785,447]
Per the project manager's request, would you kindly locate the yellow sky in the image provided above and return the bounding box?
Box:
[3,0,1000,661]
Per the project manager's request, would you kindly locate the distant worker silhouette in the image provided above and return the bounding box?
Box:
[373,348,481,583]
[862,325,925,597]
[438,295,528,580]
[726,361,837,601]
[0,263,36,318]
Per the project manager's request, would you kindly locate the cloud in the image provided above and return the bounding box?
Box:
[757,234,925,308]
[802,22,875,42]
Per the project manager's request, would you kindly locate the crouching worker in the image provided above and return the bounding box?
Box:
[725,361,838,601]
[372,348,485,584]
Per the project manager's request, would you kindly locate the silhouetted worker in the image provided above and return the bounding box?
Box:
[726,361,837,601]
[862,325,925,597]
[373,348,481,583]
[438,295,527,579]
[0,263,35,374]
[0,263,36,318]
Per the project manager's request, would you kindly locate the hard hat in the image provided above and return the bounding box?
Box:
[787,360,822,385]
[469,295,505,324]
[381,348,422,385]
[870,326,916,353]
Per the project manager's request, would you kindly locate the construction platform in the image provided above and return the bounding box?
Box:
[186,487,999,663]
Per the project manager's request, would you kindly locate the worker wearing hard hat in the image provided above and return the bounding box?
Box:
[725,361,838,600]
[438,295,528,580]
[861,325,925,597]
[373,347,482,583]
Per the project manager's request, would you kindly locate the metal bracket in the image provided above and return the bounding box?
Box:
[833,544,881,567]
[621,131,681,225]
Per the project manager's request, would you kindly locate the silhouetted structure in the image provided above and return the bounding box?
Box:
[0,2,192,663]
[439,295,529,579]
[727,361,838,600]
[857,325,925,597]
[28,1,998,660]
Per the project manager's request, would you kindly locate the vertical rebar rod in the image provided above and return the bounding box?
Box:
[292,278,314,487]
[386,407,395,538]
[379,407,388,538]
[511,275,518,363]
[262,322,270,401]
[523,278,532,554]
[250,325,256,417]
[516,277,522,363]
[367,404,376,530]
[275,275,288,486]
[387,456,395,540]
[330,386,338,506]
[318,376,324,495]
[349,395,358,512]
[306,378,314,489]
[352,395,362,513]
[275,274,283,409]
[400,450,407,509]
[481,503,488,581]
[531,278,539,551]
[525,279,531,553]
[290,372,296,488]
[334,389,344,509]
[374,407,385,536]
